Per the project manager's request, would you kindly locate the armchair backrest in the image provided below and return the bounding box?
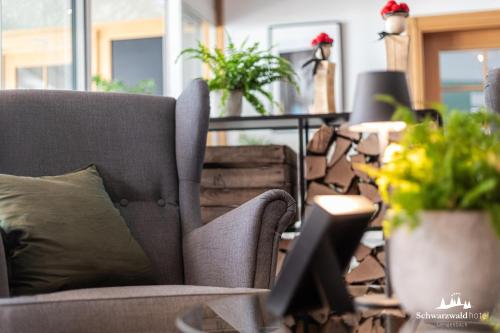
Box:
[0,80,210,284]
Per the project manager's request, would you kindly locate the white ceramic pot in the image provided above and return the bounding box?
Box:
[209,90,222,117]
[225,90,243,117]
[315,44,332,60]
[210,90,243,117]
[390,211,500,317]
[384,12,408,34]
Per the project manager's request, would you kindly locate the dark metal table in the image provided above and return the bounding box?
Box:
[208,113,350,218]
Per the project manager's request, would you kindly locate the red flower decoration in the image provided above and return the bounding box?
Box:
[399,3,410,12]
[380,1,410,17]
[311,32,334,46]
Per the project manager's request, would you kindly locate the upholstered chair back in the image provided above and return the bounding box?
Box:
[0,80,210,284]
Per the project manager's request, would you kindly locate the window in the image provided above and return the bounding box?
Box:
[91,0,165,95]
[47,65,73,89]
[1,0,73,89]
[182,8,207,88]
[0,0,215,95]
[440,49,500,112]
[179,5,215,87]
[16,67,43,89]
[16,65,72,89]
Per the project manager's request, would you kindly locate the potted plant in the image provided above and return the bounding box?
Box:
[360,104,500,316]
[381,1,410,35]
[179,38,298,117]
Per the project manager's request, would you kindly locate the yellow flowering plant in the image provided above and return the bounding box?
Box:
[357,97,500,236]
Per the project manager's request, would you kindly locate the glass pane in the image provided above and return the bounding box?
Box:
[182,10,203,88]
[487,49,500,71]
[91,0,165,95]
[181,6,215,90]
[439,50,485,112]
[442,91,484,112]
[16,67,43,89]
[48,65,72,89]
[1,0,73,89]
[440,50,484,87]
[280,50,314,114]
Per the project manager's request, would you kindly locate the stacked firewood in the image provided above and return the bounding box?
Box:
[304,124,383,226]
[275,124,394,333]
[304,123,387,288]
[305,124,397,332]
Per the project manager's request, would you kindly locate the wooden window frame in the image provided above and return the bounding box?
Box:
[408,10,500,108]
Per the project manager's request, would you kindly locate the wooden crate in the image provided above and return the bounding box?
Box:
[202,165,291,189]
[201,145,297,224]
[204,145,296,166]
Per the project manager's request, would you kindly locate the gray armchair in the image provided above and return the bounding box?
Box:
[0,80,296,332]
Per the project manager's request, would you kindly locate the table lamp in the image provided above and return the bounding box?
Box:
[348,71,411,157]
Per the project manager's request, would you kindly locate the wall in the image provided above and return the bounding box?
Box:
[224,0,500,112]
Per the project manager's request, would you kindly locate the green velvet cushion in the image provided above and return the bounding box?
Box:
[0,165,154,296]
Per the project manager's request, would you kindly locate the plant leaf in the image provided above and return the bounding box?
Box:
[460,179,497,208]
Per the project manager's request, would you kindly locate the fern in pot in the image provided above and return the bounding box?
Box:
[360,106,500,316]
[179,38,298,117]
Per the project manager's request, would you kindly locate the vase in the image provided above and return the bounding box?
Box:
[225,90,243,117]
[390,211,500,317]
[384,12,408,34]
[210,90,243,117]
[485,68,500,114]
[315,44,332,60]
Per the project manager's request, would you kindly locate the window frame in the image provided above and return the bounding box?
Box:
[0,0,210,95]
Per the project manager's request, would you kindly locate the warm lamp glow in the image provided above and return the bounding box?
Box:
[314,195,376,216]
[382,143,403,163]
[348,121,406,133]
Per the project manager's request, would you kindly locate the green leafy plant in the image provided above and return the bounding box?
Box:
[92,75,156,95]
[358,97,500,236]
[178,37,298,115]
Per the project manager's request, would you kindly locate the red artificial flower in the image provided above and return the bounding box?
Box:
[311,32,334,46]
[399,3,410,12]
[380,0,410,17]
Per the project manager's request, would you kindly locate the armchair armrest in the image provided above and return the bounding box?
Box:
[0,230,9,297]
[183,190,296,289]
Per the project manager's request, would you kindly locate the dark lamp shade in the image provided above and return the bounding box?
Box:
[349,71,412,133]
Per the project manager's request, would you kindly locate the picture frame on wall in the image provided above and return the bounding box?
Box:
[269,21,344,114]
